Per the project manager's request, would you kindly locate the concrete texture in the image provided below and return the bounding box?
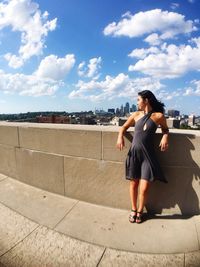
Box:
[18,126,102,160]
[54,200,199,254]
[0,174,199,266]
[0,203,38,257]
[98,248,184,267]
[0,208,104,267]
[0,144,17,178]
[15,147,65,195]
[0,125,19,146]
[63,155,127,209]
[0,175,77,228]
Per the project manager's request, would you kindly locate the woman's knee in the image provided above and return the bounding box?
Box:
[139,179,150,194]
[130,179,139,188]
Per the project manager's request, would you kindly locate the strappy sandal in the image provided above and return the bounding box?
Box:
[136,210,143,223]
[129,209,137,223]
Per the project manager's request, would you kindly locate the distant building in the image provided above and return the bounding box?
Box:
[79,116,96,125]
[36,114,96,125]
[131,104,137,112]
[188,114,195,126]
[94,109,107,115]
[36,114,71,124]
[110,116,119,126]
[110,116,130,126]
[124,102,130,115]
[119,117,129,126]
[166,118,180,128]
[108,108,115,114]
[115,107,120,116]
[168,110,180,118]
[120,105,124,116]
[194,116,200,126]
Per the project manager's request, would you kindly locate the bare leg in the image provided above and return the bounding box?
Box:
[129,179,139,210]
[137,178,151,212]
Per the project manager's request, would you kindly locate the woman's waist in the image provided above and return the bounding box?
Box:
[132,139,154,148]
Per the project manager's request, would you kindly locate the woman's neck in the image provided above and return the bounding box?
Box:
[143,108,153,114]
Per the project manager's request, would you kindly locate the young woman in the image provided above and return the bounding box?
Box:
[116,90,169,224]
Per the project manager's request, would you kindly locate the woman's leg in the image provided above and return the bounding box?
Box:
[129,179,139,210]
[137,178,151,212]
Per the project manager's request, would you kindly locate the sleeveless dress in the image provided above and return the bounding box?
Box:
[125,111,168,183]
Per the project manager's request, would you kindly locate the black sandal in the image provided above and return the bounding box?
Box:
[136,210,143,223]
[129,209,137,223]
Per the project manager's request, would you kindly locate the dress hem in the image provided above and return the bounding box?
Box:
[125,176,168,183]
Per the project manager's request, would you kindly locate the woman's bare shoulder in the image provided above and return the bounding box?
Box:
[134,111,144,119]
[135,111,142,115]
[153,112,167,125]
[130,111,141,117]
[154,112,165,118]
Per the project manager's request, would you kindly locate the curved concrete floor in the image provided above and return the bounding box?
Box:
[0,173,200,267]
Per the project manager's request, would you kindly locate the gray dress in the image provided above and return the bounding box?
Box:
[125,111,168,183]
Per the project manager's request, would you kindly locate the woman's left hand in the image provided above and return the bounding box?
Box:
[159,138,169,151]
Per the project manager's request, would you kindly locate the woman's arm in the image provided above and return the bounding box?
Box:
[158,114,169,151]
[118,111,138,137]
[116,111,138,150]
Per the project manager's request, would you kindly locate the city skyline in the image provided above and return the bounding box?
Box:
[0,0,200,115]
[95,102,195,116]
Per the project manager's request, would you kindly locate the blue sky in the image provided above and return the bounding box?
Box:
[0,0,200,115]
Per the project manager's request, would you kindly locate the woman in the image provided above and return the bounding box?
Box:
[116,90,169,224]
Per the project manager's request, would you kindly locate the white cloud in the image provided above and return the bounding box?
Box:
[155,88,182,100]
[78,57,102,79]
[128,47,160,59]
[0,0,57,68]
[78,61,86,76]
[4,53,24,69]
[170,3,180,10]
[68,73,165,102]
[144,33,162,46]
[129,38,200,79]
[183,80,200,96]
[34,54,75,80]
[0,53,75,97]
[103,9,197,43]
[0,69,64,97]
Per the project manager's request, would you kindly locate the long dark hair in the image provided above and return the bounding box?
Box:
[138,90,166,114]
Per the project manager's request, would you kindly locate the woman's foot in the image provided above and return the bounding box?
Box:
[136,210,143,223]
[129,209,137,223]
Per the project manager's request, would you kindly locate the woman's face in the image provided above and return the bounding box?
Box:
[137,95,147,111]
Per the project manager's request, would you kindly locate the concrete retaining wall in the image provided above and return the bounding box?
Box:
[0,122,199,215]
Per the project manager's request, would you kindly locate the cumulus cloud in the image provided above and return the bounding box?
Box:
[128,47,160,59]
[128,38,200,79]
[0,53,75,96]
[103,9,197,44]
[0,69,64,97]
[144,33,162,46]
[68,73,165,102]
[155,88,183,100]
[0,0,57,68]
[34,54,75,80]
[78,57,102,79]
[170,3,180,10]
[78,61,86,76]
[183,80,200,96]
